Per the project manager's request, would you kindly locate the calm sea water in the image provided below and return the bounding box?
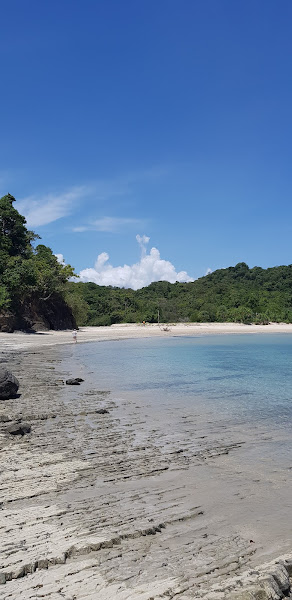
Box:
[75,334,292,429]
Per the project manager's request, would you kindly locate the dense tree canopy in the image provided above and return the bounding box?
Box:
[0,194,75,322]
[0,194,37,258]
[66,262,292,326]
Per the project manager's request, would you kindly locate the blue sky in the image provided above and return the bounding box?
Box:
[1,1,292,287]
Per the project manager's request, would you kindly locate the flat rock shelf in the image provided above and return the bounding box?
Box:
[0,343,291,599]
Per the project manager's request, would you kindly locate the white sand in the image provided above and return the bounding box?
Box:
[1,321,292,351]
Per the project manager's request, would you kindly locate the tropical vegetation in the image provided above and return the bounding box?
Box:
[2,193,292,330]
[0,194,76,329]
[67,261,292,326]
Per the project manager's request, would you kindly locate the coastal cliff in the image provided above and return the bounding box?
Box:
[0,293,76,332]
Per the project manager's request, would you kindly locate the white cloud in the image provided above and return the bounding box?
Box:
[78,236,193,290]
[55,253,65,265]
[16,186,90,227]
[73,216,144,233]
[136,234,150,255]
[205,268,213,275]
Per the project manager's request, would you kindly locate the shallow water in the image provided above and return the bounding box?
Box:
[64,334,292,574]
[2,334,291,598]
[75,333,292,429]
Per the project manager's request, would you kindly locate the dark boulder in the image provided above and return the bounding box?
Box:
[0,313,18,333]
[75,378,84,383]
[66,378,80,385]
[7,422,31,436]
[95,408,109,414]
[0,368,19,400]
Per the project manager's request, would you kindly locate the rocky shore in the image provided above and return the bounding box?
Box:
[0,340,291,599]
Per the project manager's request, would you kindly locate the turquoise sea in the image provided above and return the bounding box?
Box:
[69,332,292,558]
[75,333,292,430]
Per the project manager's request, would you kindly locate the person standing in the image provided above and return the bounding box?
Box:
[72,329,77,343]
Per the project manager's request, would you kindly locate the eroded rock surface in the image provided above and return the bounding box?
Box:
[0,345,291,599]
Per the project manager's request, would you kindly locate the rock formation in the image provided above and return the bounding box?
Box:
[0,293,76,332]
[0,368,19,399]
[7,422,31,435]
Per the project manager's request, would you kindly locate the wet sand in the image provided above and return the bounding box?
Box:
[0,330,292,599]
[2,321,292,353]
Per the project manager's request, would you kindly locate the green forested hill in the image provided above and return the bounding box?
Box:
[1,193,292,330]
[66,261,292,326]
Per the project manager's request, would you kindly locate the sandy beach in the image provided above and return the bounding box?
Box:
[1,321,292,351]
[0,324,292,599]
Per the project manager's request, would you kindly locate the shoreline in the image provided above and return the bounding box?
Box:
[0,332,292,598]
[1,321,292,352]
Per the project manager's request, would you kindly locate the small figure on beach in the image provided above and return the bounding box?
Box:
[72,329,77,343]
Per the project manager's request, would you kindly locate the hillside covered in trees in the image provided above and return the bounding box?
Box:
[67,262,292,326]
[1,193,292,331]
[0,194,76,331]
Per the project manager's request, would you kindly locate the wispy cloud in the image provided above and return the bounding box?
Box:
[70,169,166,232]
[14,166,167,229]
[16,186,90,227]
[73,216,145,233]
[78,234,193,290]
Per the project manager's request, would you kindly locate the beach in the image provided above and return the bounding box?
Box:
[2,321,292,352]
[0,324,292,599]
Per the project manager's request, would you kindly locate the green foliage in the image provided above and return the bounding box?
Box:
[2,193,292,329]
[0,285,10,310]
[69,263,292,326]
[0,194,39,258]
[33,245,74,300]
[0,194,76,323]
[65,284,89,326]
[2,256,37,299]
